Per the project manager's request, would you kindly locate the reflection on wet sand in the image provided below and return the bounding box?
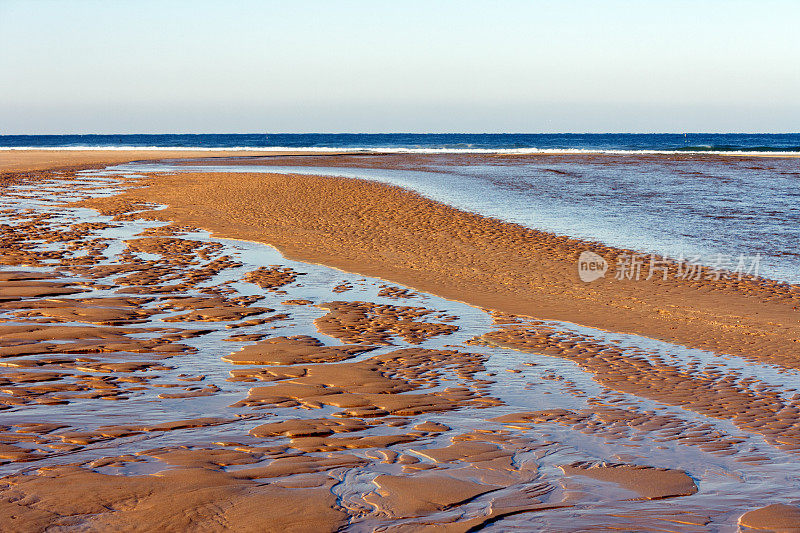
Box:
[1,167,799,531]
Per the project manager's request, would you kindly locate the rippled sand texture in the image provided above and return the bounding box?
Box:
[0,162,799,531]
[89,163,800,366]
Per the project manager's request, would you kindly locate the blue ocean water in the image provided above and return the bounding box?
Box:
[2,133,800,153]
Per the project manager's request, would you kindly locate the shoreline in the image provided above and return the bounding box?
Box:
[4,150,798,366]
[3,146,800,158]
[62,158,798,369]
[0,149,357,175]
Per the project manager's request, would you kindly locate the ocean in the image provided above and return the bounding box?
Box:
[3,133,800,154]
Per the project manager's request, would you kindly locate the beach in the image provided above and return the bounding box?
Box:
[1,149,799,531]
[94,159,800,363]
[0,149,335,174]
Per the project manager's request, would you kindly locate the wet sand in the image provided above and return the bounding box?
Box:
[0,149,337,173]
[81,163,800,368]
[1,152,800,531]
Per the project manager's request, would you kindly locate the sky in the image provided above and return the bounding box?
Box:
[2,0,799,133]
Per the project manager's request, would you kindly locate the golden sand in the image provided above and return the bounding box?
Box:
[0,149,335,175]
[2,151,800,531]
[78,168,799,368]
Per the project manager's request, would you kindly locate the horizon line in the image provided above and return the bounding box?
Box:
[2,132,800,136]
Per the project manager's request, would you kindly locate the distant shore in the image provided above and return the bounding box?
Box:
[0,149,351,175]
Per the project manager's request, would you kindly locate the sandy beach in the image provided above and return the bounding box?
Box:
[0,149,341,175]
[1,150,799,531]
[87,159,800,365]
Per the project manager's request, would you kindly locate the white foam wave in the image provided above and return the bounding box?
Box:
[0,145,798,156]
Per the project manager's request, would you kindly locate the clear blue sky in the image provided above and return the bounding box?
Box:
[2,0,798,133]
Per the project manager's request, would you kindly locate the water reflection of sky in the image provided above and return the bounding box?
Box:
[120,157,800,284]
